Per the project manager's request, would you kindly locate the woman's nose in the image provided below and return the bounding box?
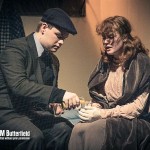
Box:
[103,38,110,44]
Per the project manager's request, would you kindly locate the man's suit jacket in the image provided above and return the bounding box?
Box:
[0,33,61,122]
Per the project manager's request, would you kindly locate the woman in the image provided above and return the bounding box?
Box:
[68,16,150,150]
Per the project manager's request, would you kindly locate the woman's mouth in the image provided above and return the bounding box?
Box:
[105,46,112,51]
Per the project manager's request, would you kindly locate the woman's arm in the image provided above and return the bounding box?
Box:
[79,91,149,121]
[99,91,149,119]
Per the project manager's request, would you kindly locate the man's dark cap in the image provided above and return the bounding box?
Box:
[41,8,77,35]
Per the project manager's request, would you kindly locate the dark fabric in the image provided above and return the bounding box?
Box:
[0,112,73,150]
[38,50,66,102]
[0,115,44,150]
[41,8,77,35]
[0,109,21,125]
[0,33,64,117]
[102,118,150,150]
[0,33,69,149]
[0,0,25,53]
[38,50,55,85]
[50,87,66,102]
[42,122,72,150]
[68,52,150,150]
[0,0,3,10]
[69,117,150,150]
[68,119,107,150]
[88,53,150,117]
[29,110,73,150]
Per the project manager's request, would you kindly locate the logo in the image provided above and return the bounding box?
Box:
[0,130,30,140]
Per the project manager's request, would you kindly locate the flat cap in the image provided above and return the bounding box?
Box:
[41,8,77,35]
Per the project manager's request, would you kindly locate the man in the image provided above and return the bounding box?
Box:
[0,8,80,150]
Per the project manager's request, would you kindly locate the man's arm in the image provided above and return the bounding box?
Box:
[0,41,63,104]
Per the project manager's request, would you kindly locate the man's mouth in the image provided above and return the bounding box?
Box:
[53,46,59,50]
[54,46,58,49]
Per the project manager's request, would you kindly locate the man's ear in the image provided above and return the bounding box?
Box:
[40,23,48,34]
[42,23,48,29]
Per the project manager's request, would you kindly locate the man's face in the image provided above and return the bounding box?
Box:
[40,23,69,53]
[102,31,124,58]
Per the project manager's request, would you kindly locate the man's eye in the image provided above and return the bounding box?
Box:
[56,34,63,39]
[57,35,62,39]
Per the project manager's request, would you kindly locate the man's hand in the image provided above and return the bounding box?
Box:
[79,105,101,122]
[63,91,80,109]
[49,103,64,116]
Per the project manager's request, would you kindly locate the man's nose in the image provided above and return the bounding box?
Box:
[58,39,64,45]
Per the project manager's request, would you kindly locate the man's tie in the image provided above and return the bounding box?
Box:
[38,50,54,85]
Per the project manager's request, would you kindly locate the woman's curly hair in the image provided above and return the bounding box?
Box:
[96,16,149,69]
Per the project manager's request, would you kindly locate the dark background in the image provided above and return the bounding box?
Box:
[13,0,86,17]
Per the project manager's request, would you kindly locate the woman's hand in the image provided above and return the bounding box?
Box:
[79,105,102,122]
[91,102,102,108]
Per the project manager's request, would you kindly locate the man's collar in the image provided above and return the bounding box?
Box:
[33,33,44,57]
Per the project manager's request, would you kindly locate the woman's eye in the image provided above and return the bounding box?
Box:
[102,38,105,40]
[108,34,114,39]
[102,36,106,40]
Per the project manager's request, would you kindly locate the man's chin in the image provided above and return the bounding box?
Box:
[50,49,58,53]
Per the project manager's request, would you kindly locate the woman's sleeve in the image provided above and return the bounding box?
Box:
[99,91,149,119]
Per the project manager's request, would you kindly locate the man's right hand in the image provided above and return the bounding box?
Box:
[62,91,80,109]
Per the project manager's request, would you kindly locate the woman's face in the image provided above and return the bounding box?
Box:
[102,31,124,58]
